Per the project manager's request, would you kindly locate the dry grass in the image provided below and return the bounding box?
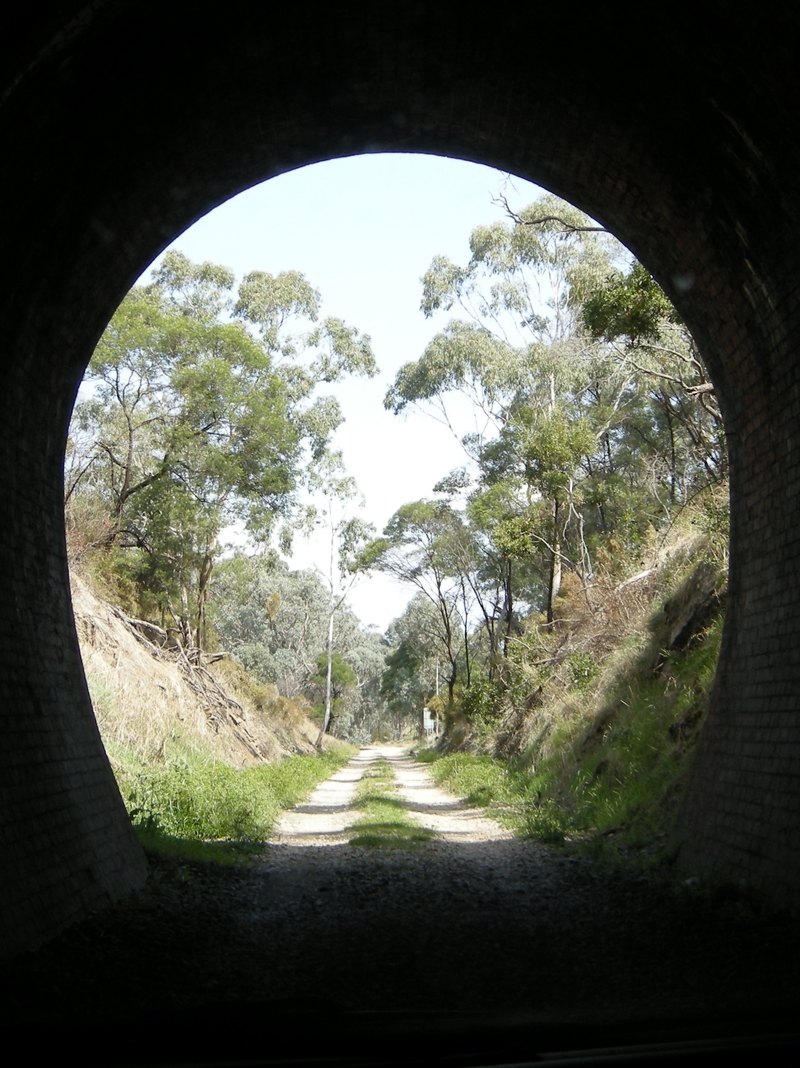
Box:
[72,575,319,771]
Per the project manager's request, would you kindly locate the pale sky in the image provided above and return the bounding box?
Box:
[147,154,545,631]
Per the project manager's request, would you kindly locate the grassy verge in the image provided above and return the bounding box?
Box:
[418,749,579,849]
[119,748,353,863]
[348,758,435,849]
[416,610,723,865]
[416,750,537,833]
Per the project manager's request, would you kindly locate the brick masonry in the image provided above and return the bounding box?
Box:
[1,3,799,957]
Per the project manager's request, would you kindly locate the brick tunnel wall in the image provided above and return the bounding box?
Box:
[675,210,800,894]
[1,2,800,958]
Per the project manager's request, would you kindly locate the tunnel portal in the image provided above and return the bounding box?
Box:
[1,3,800,959]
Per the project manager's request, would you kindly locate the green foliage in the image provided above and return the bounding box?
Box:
[376,190,728,863]
[383,189,724,696]
[566,651,598,691]
[420,542,725,862]
[692,481,730,558]
[582,261,677,344]
[378,595,446,735]
[524,617,723,850]
[211,555,330,691]
[385,322,515,415]
[366,501,471,706]
[310,650,358,734]
[67,250,377,644]
[381,640,421,702]
[121,750,349,856]
[348,759,435,849]
[459,675,505,730]
[209,552,391,743]
[311,651,357,694]
[515,408,596,500]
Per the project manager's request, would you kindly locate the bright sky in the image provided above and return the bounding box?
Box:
[149,154,545,631]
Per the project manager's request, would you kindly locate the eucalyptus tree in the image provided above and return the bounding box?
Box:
[385,193,721,641]
[385,194,629,623]
[328,623,390,741]
[310,651,356,734]
[581,260,725,505]
[363,499,469,706]
[68,250,377,646]
[291,449,376,742]
[380,593,448,731]
[210,555,331,695]
[210,552,388,741]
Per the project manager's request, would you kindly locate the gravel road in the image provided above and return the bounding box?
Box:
[272,745,511,846]
[2,745,798,1034]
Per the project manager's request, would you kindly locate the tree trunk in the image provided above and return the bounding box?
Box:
[178,586,192,649]
[546,499,562,624]
[194,547,215,650]
[502,555,514,679]
[315,608,335,748]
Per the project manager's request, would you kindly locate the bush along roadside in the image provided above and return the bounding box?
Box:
[416,563,725,866]
[120,748,353,863]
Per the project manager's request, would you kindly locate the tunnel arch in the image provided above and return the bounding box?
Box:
[2,3,800,959]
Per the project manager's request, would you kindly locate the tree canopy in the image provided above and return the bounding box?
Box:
[66,195,726,748]
[378,192,725,716]
[66,251,377,646]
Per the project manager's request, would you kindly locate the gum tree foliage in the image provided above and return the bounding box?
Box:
[362,499,471,707]
[67,251,377,646]
[383,193,723,704]
[210,555,330,696]
[308,651,360,739]
[580,261,725,497]
[380,593,449,732]
[326,625,390,743]
[310,651,356,718]
[210,553,390,743]
[385,194,632,626]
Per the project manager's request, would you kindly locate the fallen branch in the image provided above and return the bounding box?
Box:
[614,569,655,593]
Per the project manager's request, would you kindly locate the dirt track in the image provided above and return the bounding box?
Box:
[272,746,511,846]
[2,746,799,1031]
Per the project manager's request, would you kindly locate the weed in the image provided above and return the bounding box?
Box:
[348,759,435,850]
[414,747,439,764]
[122,749,351,862]
[135,824,265,864]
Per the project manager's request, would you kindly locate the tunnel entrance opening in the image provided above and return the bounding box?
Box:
[64,154,727,876]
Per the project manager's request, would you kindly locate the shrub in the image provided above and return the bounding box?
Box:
[122,749,349,847]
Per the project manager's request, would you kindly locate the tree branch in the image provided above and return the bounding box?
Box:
[494,193,609,234]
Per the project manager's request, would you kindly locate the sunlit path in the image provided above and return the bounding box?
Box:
[271,745,510,847]
[271,748,375,846]
[391,750,512,843]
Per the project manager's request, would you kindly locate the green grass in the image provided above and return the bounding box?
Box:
[539,613,724,854]
[348,758,435,850]
[419,751,557,837]
[132,827,266,865]
[120,748,352,863]
[416,612,723,863]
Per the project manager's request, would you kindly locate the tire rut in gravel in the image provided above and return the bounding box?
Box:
[271,745,511,847]
[3,746,798,1027]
